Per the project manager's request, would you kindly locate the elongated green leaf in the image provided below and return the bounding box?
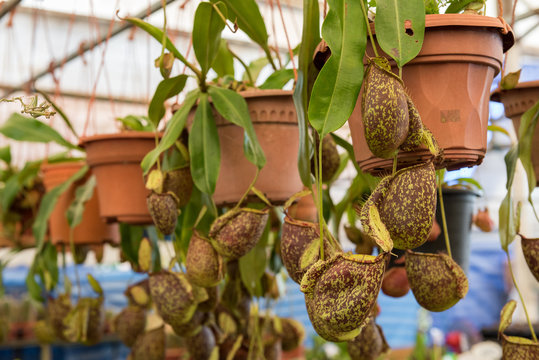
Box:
[488,124,511,138]
[66,176,96,228]
[259,69,294,90]
[243,57,269,84]
[212,40,235,78]
[124,17,192,69]
[119,224,144,265]
[499,300,517,335]
[239,221,269,297]
[33,165,89,252]
[293,72,313,187]
[500,70,521,90]
[1,175,20,212]
[375,0,425,68]
[0,113,80,150]
[87,274,103,296]
[499,145,518,251]
[331,133,361,173]
[26,266,43,302]
[148,75,188,128]
[189,94,221,195]
[517,100,539,216]
[455,177,483,191]
[193,2,226,77]
[35,89,78,139]
[0,146,11,165]
[141,90,200,175]
[308,0,367,137]
[215,0,269,56]
[445,0,476,13]
[207,86,266,169]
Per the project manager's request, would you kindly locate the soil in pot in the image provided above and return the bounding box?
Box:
[42,161,118,245]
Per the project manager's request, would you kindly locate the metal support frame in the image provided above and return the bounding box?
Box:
[1,0,177,98]
[0,0,23,21]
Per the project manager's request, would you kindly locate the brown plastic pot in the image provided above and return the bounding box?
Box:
[348,14,514,175]
[80,132,156,224]
[211,89,302,205]
[491,81,539,186]
[42,161,118,245]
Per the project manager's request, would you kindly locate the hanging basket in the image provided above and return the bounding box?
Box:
[348,14,514,175]
[41,161,118,245]
[80,132,156,224]
[491,80,539,186]
[193,89,303,206]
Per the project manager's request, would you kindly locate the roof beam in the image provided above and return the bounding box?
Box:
[1,0,177,98]
[0,0,23,20]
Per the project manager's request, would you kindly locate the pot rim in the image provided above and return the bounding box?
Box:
[490,80,539,102]
[79,131,158,147]
[41,160,85,172]
[369,13,514,53]
[237,89,294,99]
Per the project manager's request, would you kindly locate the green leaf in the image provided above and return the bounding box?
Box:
[148,75,188,128]
[307,0,367,137]
[499,300,517,335]
[293,71,313,187]
[375,0,425,68]
[517,100,539,217]
[138,238,152,272]
[212,40,235,78]
[66,176,97,228]
[87,274,103,296]
[499,189,515,252]
[500,69,521,90]
[239,221,269,297]
[1,175,21,212]
[487,124,511,138]
[193,2,227,77]
[26,266,43,302]
[116,115,147,131]
[331,133,361,173]
[215,0,270,60]
[0,146,11,165]
[455,177,483,191]
[259,69,295,90]
[119,224,144,265]
[0,113,80,150]
[243,57,269,83]
[141,90,200,175]
[207,86,266,169]
[445,0,476,13]
[32,165,89,252]
[124,17,193,70]
[189,93,221,195]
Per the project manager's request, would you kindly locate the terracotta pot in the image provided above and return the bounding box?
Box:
[282,345,305,360]
[348,14,514,175]
[211,89,302,206]
[491,80,539,186]
[41,161,118,245]
[80,132,156,224]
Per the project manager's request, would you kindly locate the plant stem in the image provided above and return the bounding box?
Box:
[505,251,538,342]
[154,132,161,172]
[69,228,81,299]
[318,134,325,261]
[227,46,254,85]
[437,183,452,259]
[392,154,397,175]
[399,66,403,79]
[359,0,378,58]
[234,168,260,210]
[264,47,278,71]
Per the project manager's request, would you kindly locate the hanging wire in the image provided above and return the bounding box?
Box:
[267,0,283,69]
[82,2,120,136]
[275,0,297,81]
